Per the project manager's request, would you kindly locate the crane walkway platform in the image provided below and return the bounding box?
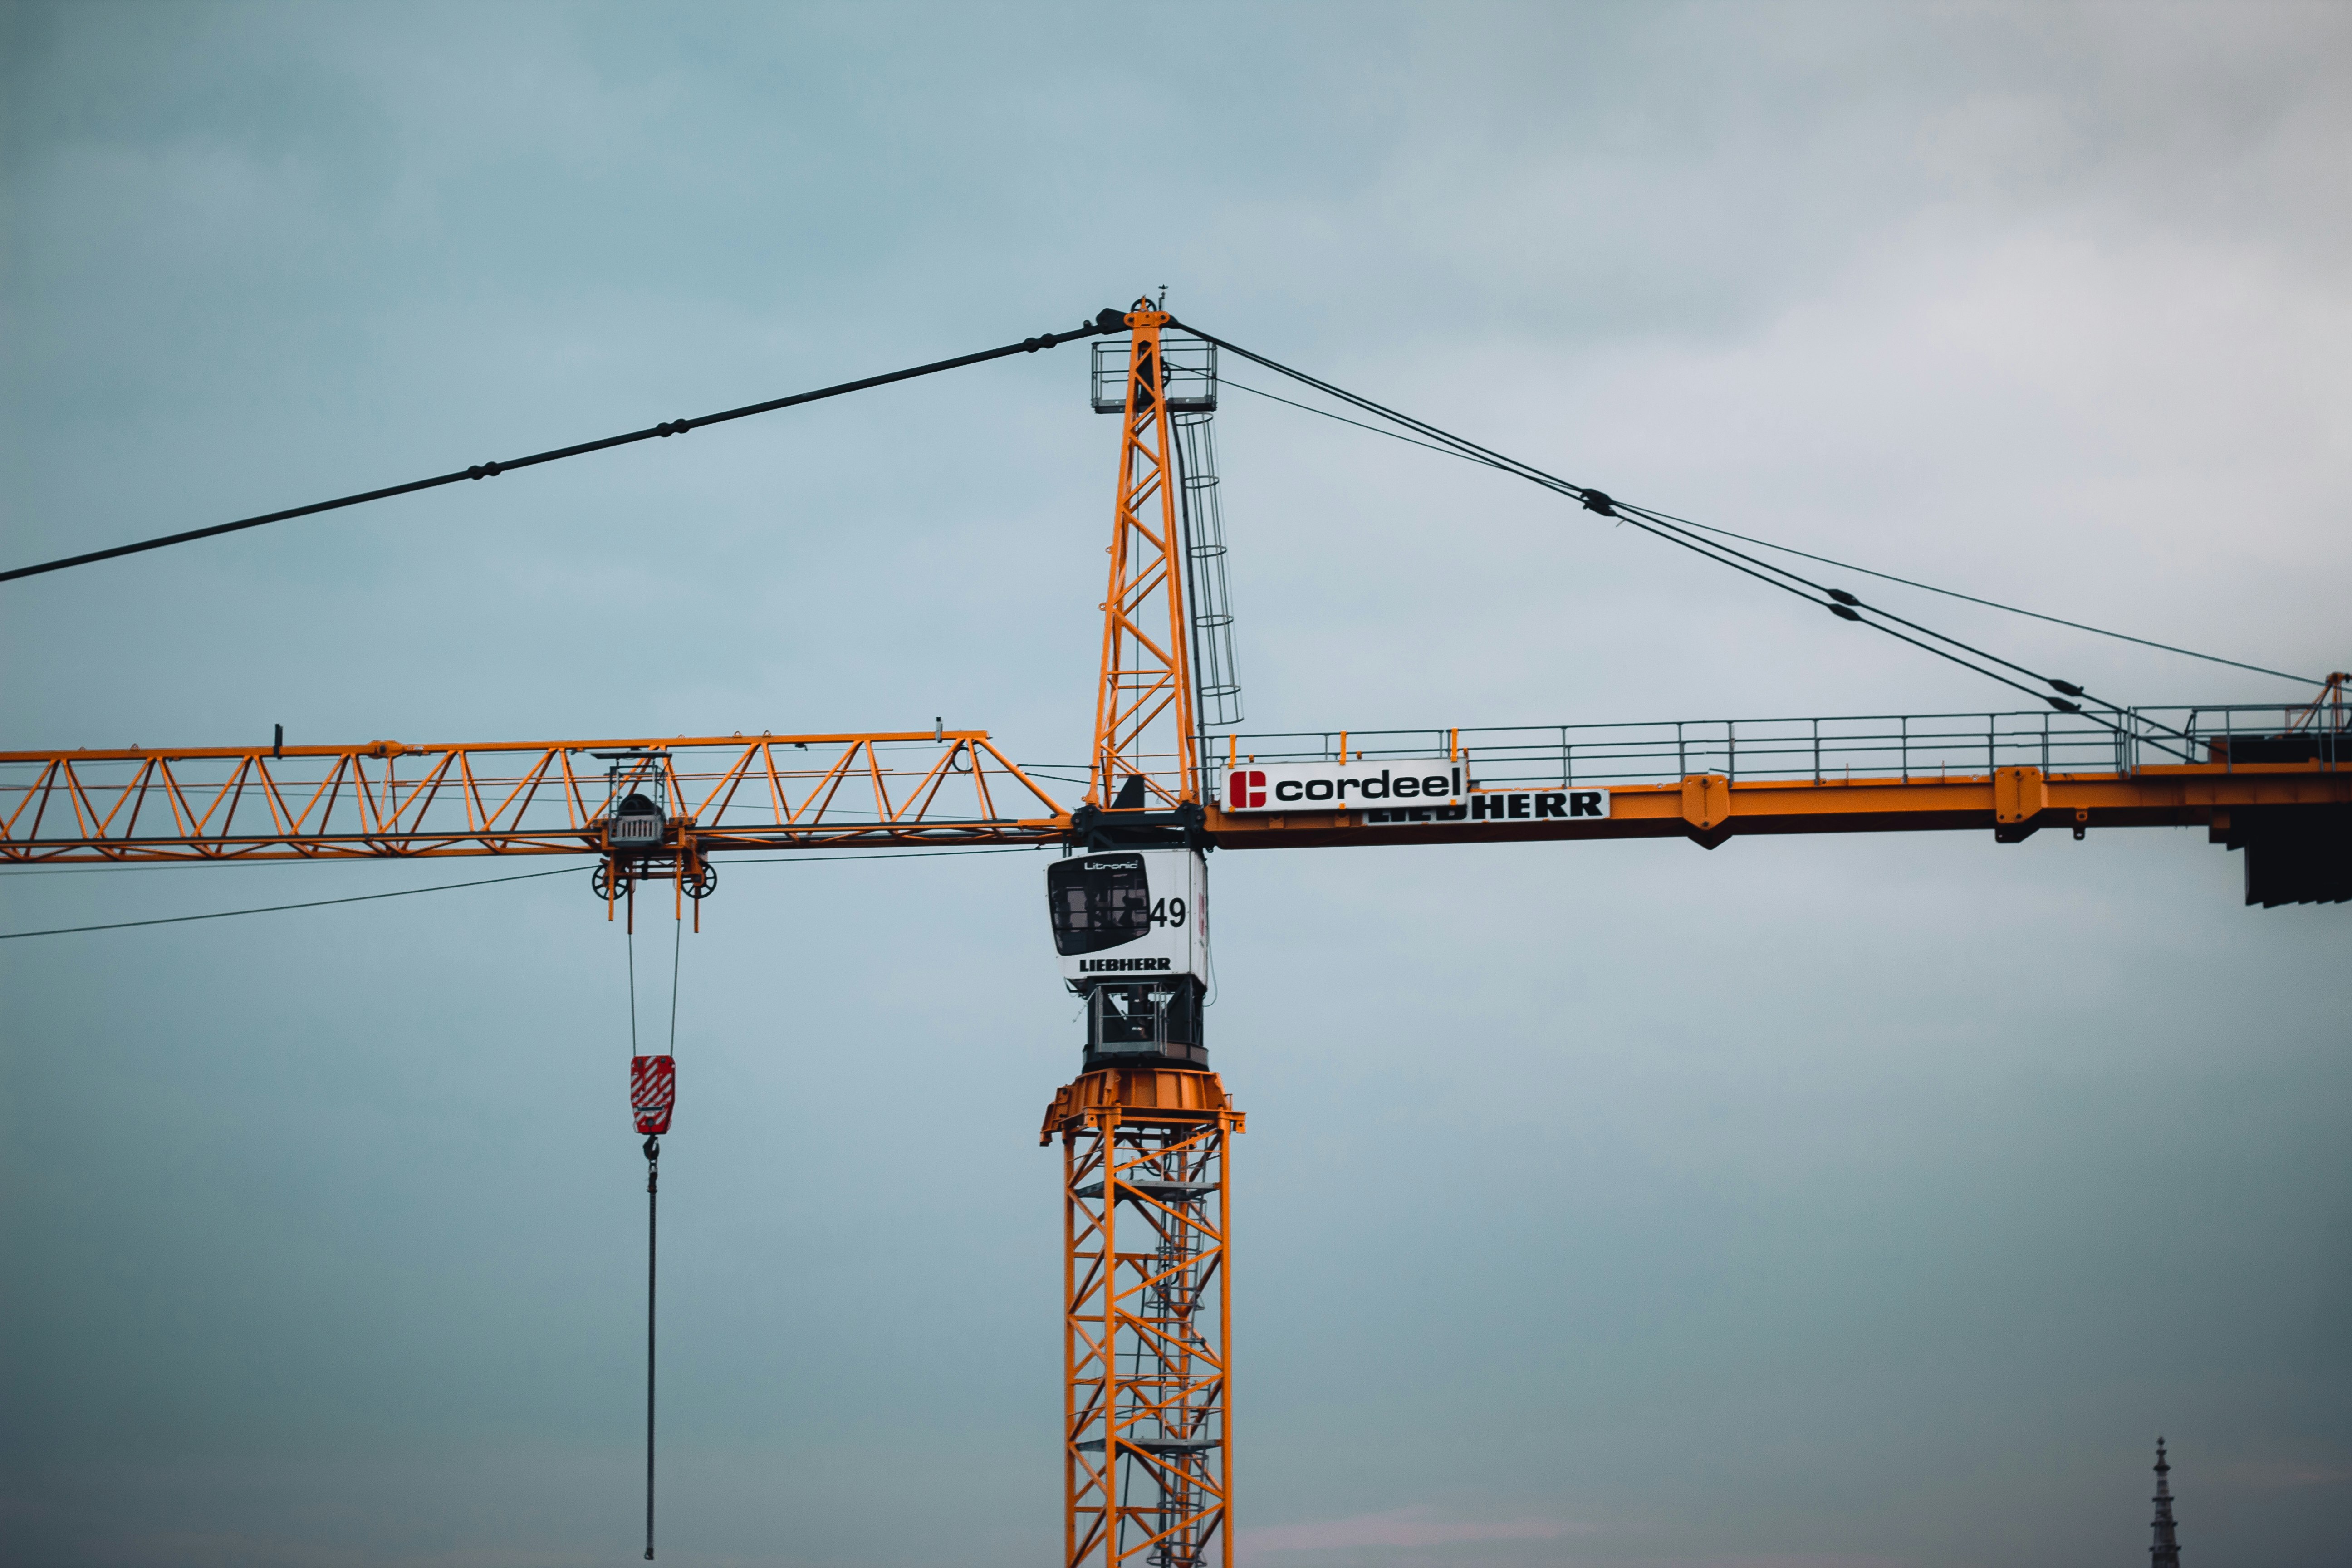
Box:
[1201,701,2349,906]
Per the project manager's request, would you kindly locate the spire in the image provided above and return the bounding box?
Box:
[2150,1437,2181,1568]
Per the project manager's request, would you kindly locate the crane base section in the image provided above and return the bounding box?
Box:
[1046,1067,1243,1568]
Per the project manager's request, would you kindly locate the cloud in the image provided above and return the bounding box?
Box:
[2224,1460,2352,1491]
[1241,1505,1583,1555]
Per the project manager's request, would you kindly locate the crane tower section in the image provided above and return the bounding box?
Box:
[1085,305,1215,838]
[1042,847,1235,1568]
[1096,329,1242,734]
[1043,1070,1240,1568]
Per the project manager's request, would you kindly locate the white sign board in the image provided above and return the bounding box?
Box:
[1221,761,1464,813]
[1220,762,1609,824]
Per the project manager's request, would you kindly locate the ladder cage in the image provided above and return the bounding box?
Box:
[1173,412,1244,731]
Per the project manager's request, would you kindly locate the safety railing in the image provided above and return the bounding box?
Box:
[1204,701,2344,798]
[1090,331,1218,415]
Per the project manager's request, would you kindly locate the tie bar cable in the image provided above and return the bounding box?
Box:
[2,293,2269,760]
[1219,376,2318,690]
[1,310,1132,583]
[1177,321,2203,759]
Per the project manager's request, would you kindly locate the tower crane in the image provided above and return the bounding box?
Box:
[4,301,2347,1568]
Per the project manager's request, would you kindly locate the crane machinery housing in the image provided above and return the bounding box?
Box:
[4,299,2348,1568]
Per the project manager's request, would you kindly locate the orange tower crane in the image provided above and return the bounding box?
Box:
[1050,303,1240,1568]
[5,302,2350,1568]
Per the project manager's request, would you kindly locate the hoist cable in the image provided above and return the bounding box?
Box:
[1224,375,2315,689]
[668,914,681,1056]
[644,1131,660,1562]
[1182,322,2193,757]
[0,311,1130,583]
[627,922,639,1058]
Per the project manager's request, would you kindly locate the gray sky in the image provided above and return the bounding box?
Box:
[3,4,2348,1566]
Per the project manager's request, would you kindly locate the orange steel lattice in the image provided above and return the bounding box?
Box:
[0,730,1065,863]
[1044,1068,1244,1568]
[1088,303,1200,813]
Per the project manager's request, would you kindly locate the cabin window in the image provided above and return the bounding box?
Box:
[1047,856,1153,956]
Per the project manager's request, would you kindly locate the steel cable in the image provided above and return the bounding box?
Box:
[1183,322,2200,756]
[1,311,1129,583]
[1223,376,2313,688]
[0,863,581,938]
[0,844,1051,938]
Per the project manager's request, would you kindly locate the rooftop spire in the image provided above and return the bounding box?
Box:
[2150,1437,2181,1568]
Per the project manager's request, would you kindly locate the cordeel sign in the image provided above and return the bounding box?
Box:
[1221,761,1463,813]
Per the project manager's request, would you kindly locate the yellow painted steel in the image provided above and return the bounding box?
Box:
[13,743,2339,863]
[1203,762,2350,849]
[1086,303,1201,813]
[1048,1068,1243,1568]
[0,730,1068,863]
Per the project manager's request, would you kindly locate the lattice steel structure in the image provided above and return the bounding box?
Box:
[1043,1068,1244,1568]
[1087,302,1200,817]
[0,730,1064,864]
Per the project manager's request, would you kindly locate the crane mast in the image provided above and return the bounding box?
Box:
[1048,300,1239,1568]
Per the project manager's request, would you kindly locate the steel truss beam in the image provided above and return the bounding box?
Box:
[1088,304,1200,814]
[1048,1069,1243,1568]
[0,731,1065,863]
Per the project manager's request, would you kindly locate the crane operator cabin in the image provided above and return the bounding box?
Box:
[1047,849,1211,1071]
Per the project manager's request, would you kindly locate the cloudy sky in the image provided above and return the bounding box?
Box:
[3,4,2347,1566]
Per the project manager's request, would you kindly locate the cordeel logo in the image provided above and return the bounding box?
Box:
[1222,761,1463,813]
